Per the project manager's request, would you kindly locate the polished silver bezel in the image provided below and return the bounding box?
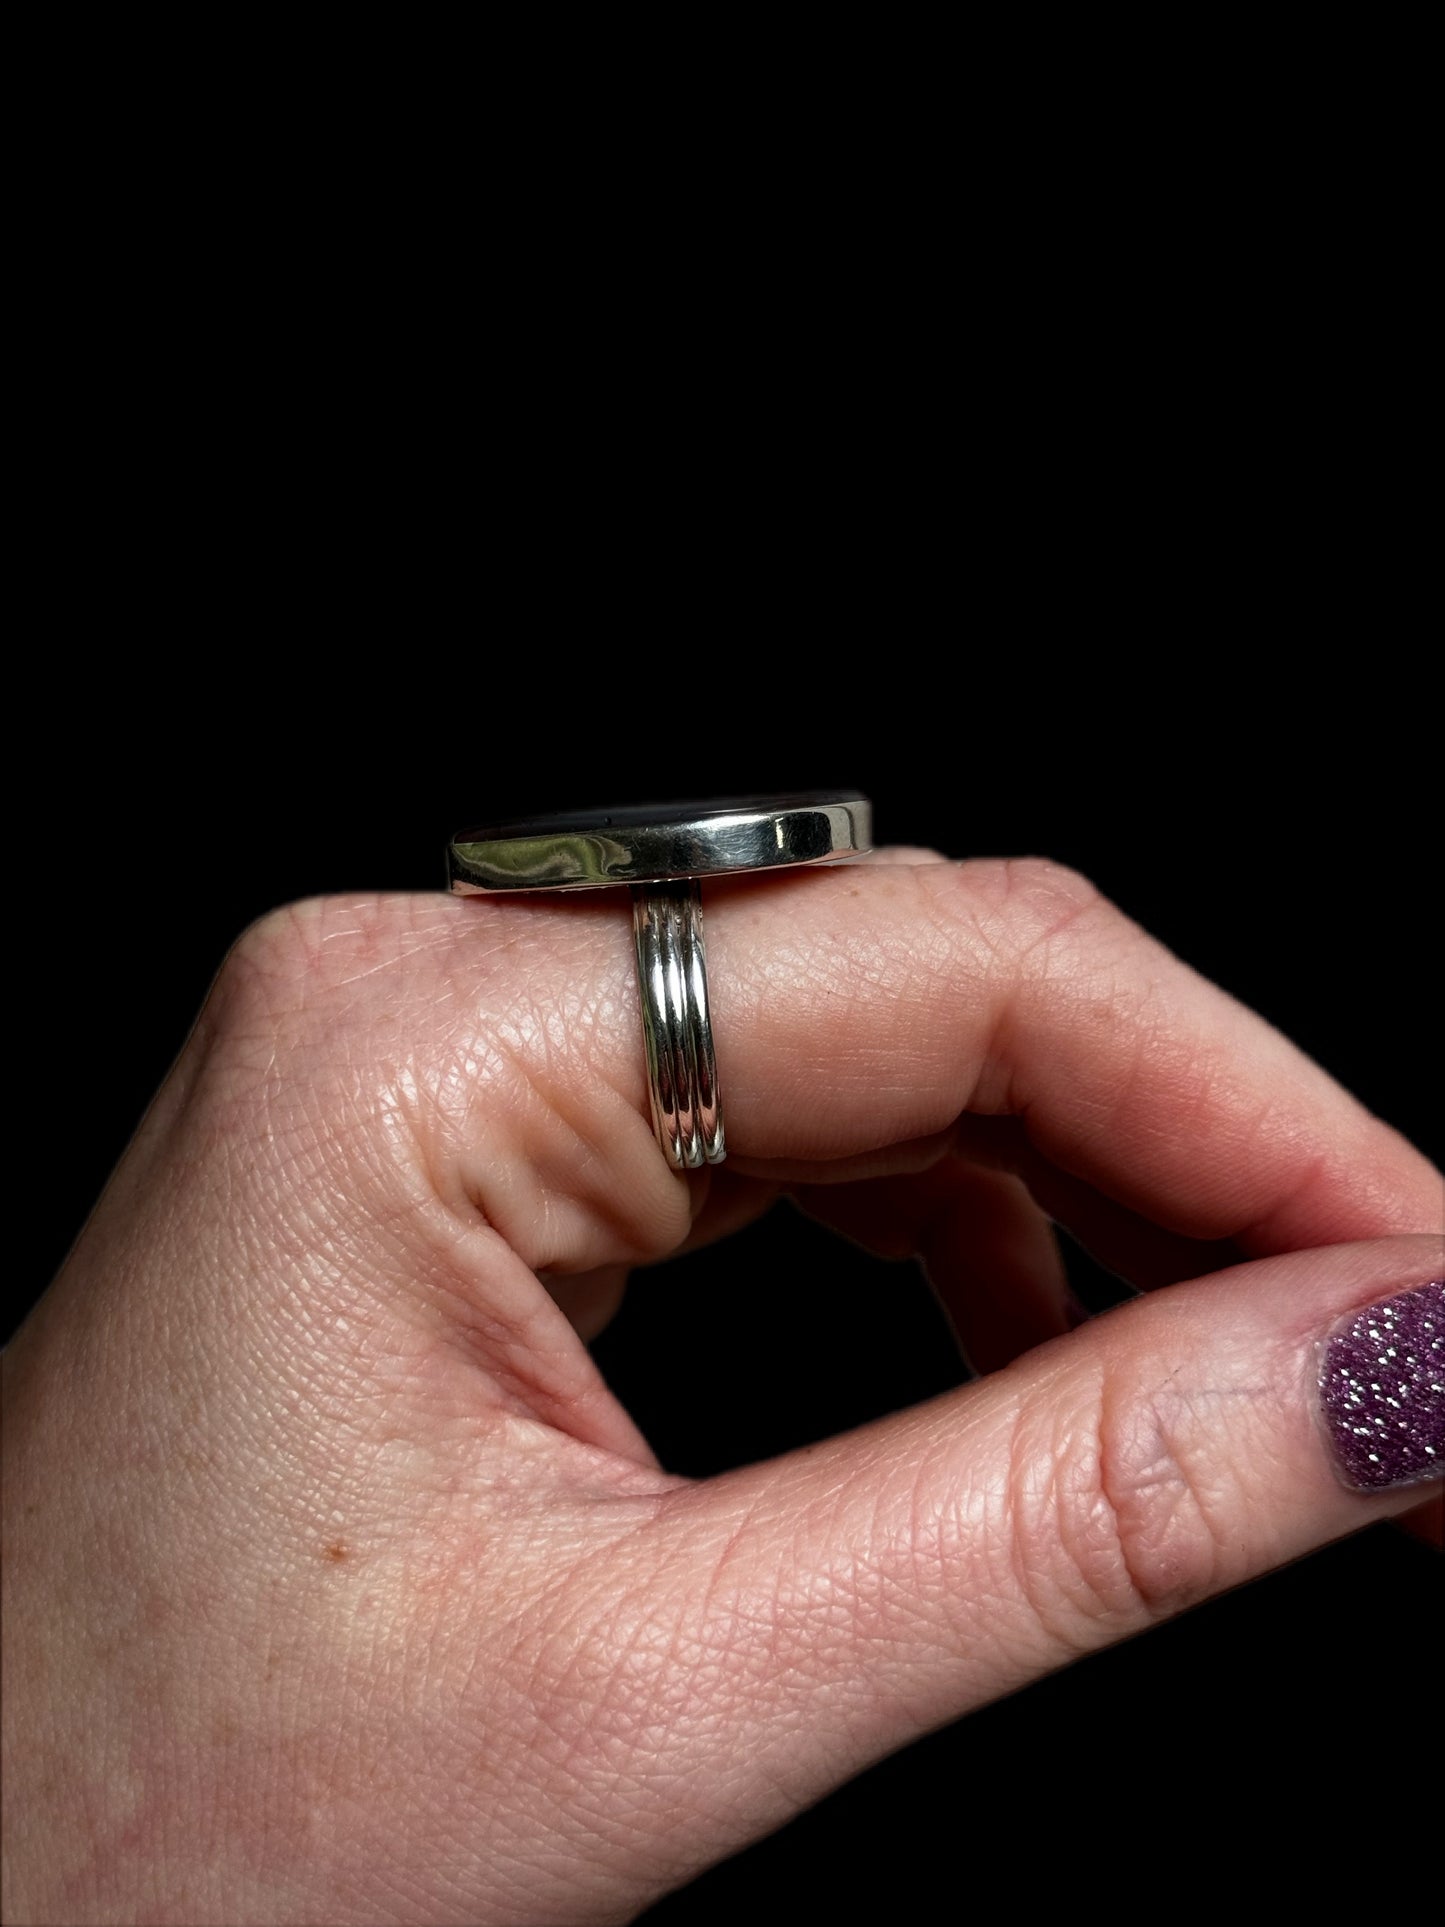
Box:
[448,793,872,894]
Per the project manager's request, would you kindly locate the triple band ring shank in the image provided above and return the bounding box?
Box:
[448,794,873,1171]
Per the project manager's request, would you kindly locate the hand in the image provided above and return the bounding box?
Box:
[4,855,1440,1925]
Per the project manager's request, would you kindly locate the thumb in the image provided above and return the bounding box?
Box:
[625,1236,1440,1873]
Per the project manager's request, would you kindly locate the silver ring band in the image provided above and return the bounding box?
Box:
[631,881,725,1170]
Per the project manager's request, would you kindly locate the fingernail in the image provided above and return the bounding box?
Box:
[1320,1281,1444,1491]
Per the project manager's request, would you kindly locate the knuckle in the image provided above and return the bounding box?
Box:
[1093,1352,1232,1615]
[918,857,1109,972]
[206,900,328,1043]
[193,899,416,1158]
[199,906,337,1102]
[973,855,1102,932]
[1009,1347,1235,1638]
[207,896,443,1057]
[213,898,375,1027]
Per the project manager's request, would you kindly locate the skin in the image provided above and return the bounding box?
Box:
[3,853,1441,1925]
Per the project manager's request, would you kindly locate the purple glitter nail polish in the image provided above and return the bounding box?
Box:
[1320,1280,1444,1491]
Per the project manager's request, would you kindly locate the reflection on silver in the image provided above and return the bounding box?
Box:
[632,881,724,1170]
[451,832,636,891]
[449,795,871,894]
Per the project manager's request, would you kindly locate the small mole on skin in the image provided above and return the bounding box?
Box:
[325,1542,348,1562]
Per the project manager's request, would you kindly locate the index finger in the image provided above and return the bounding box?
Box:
[700,856,1439,1252]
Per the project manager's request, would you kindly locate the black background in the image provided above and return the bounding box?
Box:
[19,674,1440,1920]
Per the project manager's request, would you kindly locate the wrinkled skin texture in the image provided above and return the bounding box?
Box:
[4,858,1441,1924]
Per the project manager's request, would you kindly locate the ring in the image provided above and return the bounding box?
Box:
[447,793,873,1170]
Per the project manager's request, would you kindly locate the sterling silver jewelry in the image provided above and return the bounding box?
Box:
[447,794,872,1170]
